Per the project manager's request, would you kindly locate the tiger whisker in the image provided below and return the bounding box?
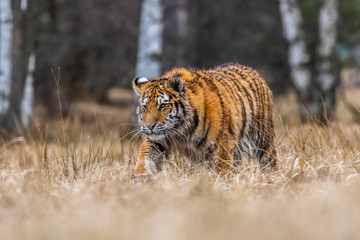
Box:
[119,128,141,142]
[129,130,143,143]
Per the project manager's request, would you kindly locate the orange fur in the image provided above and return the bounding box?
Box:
[133,63,277,175]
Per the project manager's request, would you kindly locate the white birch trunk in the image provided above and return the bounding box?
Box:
[0,0,13,114]
[21,53,35,125]
[278,0,311,98]
[132,0,164,125]
[316,0,338,91]
[315,0,339,120]
[19,0,34,126]
[135,0,164,78]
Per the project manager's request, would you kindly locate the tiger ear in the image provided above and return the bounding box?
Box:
[133,77,149,95]
[167,77,185,95]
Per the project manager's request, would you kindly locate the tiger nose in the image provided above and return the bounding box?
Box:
[145,123,156,130]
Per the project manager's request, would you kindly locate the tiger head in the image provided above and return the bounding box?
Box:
[133,76,187,141]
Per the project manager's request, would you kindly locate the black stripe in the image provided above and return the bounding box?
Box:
[217,70,247,139]
[238,81,254,125]
[230,67,259,108]
[196,71,227,141]
[154,142,166,152]
[179,101,186,118]
[196,124,210,148]
[231,66,261,137]
[188,109,199,137]
[257,79,267,146]
[215,71,242,135]
[174,101,179,112]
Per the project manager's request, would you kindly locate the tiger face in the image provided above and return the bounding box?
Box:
[133,76,186,141]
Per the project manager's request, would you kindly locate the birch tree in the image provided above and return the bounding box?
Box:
[132,0,164,126]
[21,53,35,125]
[0,0,35,132]
[315,0,339,122]
[279,0,339,123]
[0,0,12,115]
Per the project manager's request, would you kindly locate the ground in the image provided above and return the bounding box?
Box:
[0,89,360,240]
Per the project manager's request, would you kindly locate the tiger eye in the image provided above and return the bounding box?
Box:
[159,103,167,110]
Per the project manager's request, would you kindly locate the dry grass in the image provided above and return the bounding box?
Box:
[1,94,360,239]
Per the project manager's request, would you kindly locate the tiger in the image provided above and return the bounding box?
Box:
[132,63,277,175]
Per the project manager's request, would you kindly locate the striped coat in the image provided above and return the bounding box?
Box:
[133,63,277,174]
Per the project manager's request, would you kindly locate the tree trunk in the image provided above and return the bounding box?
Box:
[2,0,25,132]
[21,52,35,125]
[315,0,339,122]
[132,0,164,126]
[0,0,13,115]
[0,0,36,133]
[278,0,339,123]
[278,0,312,120]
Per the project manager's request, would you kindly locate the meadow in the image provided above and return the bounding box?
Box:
[0,91,359,240]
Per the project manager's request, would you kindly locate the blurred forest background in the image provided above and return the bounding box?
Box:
[1,0,360,134]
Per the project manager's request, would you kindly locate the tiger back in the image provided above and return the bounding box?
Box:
[132,63,277,174]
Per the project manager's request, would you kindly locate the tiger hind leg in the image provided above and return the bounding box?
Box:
[256,144,277,171]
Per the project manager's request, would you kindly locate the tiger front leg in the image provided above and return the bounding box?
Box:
[206,139,235,175]
[134,138,167,175]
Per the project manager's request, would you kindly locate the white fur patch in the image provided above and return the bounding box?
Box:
[137,77,149,84]
[147,134,165,141]
[145,158,157,174]
[157,94,169,104]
